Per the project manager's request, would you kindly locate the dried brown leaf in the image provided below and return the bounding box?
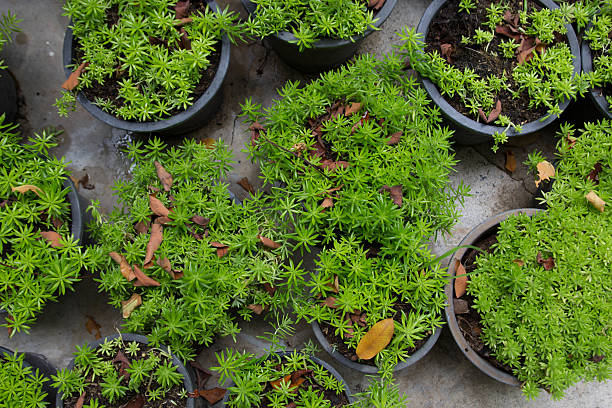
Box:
[536,251,555,270]
[132,265,161,287]
[40,231,63,248]
[134,221,149,235]
[387,131,402,146]
[109,252,136,281]
[179,27,191,50]
[487,100,502,123]
[454,259,469,298]
[79,173,95,190]
[380,185,403,207]
[513,259,525,267]
[440,43,453,63]
[238,177,255,194]
[75,392,86,408]
[320,197,334,208]
[175,0,190,18]
[85,315,101,339]
[149,195,170,217]
[247,304,264,315]
[191,215,209,227]
[121,293,142,318]
[587,162,603,185]
[258,234,281,249]
[355,318,395,360]
[154,216,172,225]
[199,388,226,405]
[504,150,516,173]
[144,223,163,265]
[216,247,229,258]
[210,241,228,248]
[11,184,43,197]
[344,102,362,116]
[61,62,89,91]
[123,394,145,408]
[495,25,521,41]
[535,161,555,187]
[322,296,338,308]
[154,161,173,192]
[586,191,606,212]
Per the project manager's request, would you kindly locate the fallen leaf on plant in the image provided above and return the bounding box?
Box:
[380,185,403,206]
[201,137,215,148]
[199,388,226,405]
[258,234,281,249]
[322,296,338,308]
[75,392,86,408]
[144,224,163,265]
[587,162,603,185]
[270,374,306,391]
[190,361,212,389]
[134,221,149,235]
[503,10,519,26]
[320,197,334,208]
[11,184,43,197]
[40,231,63,248]
[263,282,276,295]
[238,177,255,194]
[586,191,606,212]
[61,62,89,91]
[216,247,229,258]
[132,265,161,287]
[247,304,264,315]
[70,175,80,191]
[495,25,521,41]
[175,0,190,18]
[355,318,395,360]
[536,252,555,270]
[535,161,555,187]
[440,43,453,63]
[344,102,362,116]
[121,293,142,318]
[154,216,172,225]
[154,161,173,192]
[513,259,525,266]
[51,216,63,229]
[109,252,136,281]
[179,27,191,50]
[387,131,402,146]
[113,350,131,378]
[454,259,469,298]
[149,195,170,217]
[85,315,101,339]
[372,0,386,10]
[319,160,350,171]
[504,150,516,173]
[123,394,145,408]
[479,100,502,123]
[190,215,209,227]
[210,241,228,248]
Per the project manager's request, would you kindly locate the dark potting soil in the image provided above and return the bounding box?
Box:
[72,0,221,122]
[425,0,559,125]
[320,301,432,367]
[455,228,515,376]
[63,344,188,408]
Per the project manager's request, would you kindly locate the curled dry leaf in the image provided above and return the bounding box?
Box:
[586,191,606,212]
[121,293,142,318]
[210,241,228,248]
[454,259,469,298]
[179,27,191,50]
[132,265,161,287]
[109,252,136,281]
[322,296,338,308]
[40,231,63,248]
[587,162,603,185]
[216,247,229,258]
[257,234,281,249]
[326,275,340,293]
[387,131,402,146]
[270,374,306,391]
[123,394,145,408]
[440,43,453,63]
[78,173,95,190]
[75,392,86,408]
[536,251,555,270]
[534,161,555,187]
[154,216,172,225]
[380,185,403,207]
[11,184,43,197]
[263,282,276,296]
[247,304,264,315]
[479,100,501,123]
[201,137,215,148]
[149,195,170,217]
[513,259,525,267]
[495,25,521,41]
[320,160,350,172]
[134,221,149,235]
[504,150,516,173]
[320,197,334,208]
[355,318,395,360]
[344,102,362,116]
[191,215,209,227]
[154,161,173,192]
[144,224,163,265]
[175,0,190,18]
[237,177,255,194]
[199,388,226,405]
[61,62,89,91]
[85,315,101,339]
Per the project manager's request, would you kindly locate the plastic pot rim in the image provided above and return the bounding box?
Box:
[416,0,581,140]
[581,24,612,119]
[62,1,230,134]
[444,207,544,387]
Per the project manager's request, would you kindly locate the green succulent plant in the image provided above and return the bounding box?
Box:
[53,336,186,406]
[89,137,293,361]
[0,116,92,336]
[55,0,243,121]
[0,349,50,408]
[0,10,20,69]
[583,4,612,111]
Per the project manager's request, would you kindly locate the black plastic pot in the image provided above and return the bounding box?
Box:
[312,319,441,374]
[445,208,543,386]
[55,333,197,408]
[241,0,397,73]
[0,69,18,123]
[62,1,230,136]
[416,0,581,145]
[64,176,85,245]
[221,350,353,406]
[581,26,612,119]
[0,345,58,406]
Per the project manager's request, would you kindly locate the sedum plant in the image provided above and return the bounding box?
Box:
[55,0,243,121]
[396,1,588,151]
[243,53,468,259]
[213,348,350,408]
[467,120,612,399]
[348,378,408,408]
[0,117,92,335]
[53,336,188,406]
[0,349,50,408]
[0,10,20,69]
[583,4,612,111]
[89,137,293,362]
[294,236,446,381]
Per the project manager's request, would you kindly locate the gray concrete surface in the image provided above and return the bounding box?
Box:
[0,0,610,407]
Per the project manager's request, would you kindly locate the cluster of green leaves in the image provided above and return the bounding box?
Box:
[213,349,348,408]
[89,137,293,361]
[244,53,467,259]
[0,349,49,408]
[349,378,408,408]
[396,2,587,151]
[0,116,93,335]
[0,11,20,69]
[53,336,186,405]
[293,236,446,381]
[468,120,612,399]
[246,0,378,50]
[55,0,243,121]
[584,5,612,110]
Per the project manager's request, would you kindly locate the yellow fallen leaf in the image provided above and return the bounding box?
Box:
[121,293,142,318]
[454,259,469,298]
[586,191,605,212]
[355,318,395,360]
[535,161,555,187]
[11,185,43,197]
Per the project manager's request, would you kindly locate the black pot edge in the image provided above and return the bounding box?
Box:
[220,350,354,406]
[63,176,85,246]
[0,69,18,123]
[311,318,442,374]
[444,207,544,387]
[241,0,397,49]
[416,0,581,144]
[0,345,58,406]
[55,333,197,408]
[580,25,612,119]
[61,1,230,135]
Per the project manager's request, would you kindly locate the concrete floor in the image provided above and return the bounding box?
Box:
[0,0,610,407]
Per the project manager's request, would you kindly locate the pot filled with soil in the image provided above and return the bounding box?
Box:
[55,333,197,408]
[581,17,612,119]
[59,0,232,135]
[0,346,58,406]
[0,69,18,123]
[241,0,397,72]
[405,0,581,148]
[219,350,353,407]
